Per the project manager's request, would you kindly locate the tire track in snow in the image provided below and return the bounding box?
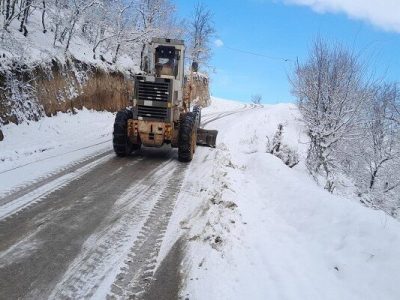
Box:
[201,103,261,127]
[0,149,176,300]
[0,138,112,175]
[0,153,114,221]
[0,147,113,199]
[46,161,188,300]
[108,163,187,299]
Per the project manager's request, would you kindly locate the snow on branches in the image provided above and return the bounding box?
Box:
[0,0,183,64]
[292,39,400,217]
[266,123,299,168]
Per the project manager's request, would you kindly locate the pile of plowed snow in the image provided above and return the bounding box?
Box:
[167,98,400,300]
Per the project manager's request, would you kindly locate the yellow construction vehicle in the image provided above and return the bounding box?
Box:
[113,38,218,162]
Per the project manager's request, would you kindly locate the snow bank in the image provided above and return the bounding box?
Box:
[177,98,400,300]
[0,109,114,196]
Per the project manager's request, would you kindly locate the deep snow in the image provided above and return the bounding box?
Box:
[165,99,400,300]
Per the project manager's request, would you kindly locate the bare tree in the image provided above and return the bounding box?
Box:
[292,39,400,215]
[251,94,262,104]
[187,2,215,70]
[2,0,33,32]
[64,0,100,51]
[389,83,400,125]
[136,0,183,68]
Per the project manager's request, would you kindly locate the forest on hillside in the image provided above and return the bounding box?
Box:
[0,0,214,67]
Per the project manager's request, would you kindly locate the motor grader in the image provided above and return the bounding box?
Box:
[113,38,217,162]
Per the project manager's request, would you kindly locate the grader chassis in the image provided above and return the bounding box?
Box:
[113,38,217,162]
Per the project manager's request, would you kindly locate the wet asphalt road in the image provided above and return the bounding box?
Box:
[0,147,186,299]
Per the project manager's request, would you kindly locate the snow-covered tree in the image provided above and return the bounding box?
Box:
[292,39,400,216]
[349,83,400,214]
[291,39,369,192]
[0,0,184,63]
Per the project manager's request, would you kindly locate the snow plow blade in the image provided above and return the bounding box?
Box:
[196,128,218,148]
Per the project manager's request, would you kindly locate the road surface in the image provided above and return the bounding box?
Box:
[0,105,253,300]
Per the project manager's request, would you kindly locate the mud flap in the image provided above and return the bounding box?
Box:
[196,128,218,148]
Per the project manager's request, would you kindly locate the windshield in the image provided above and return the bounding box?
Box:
[155,46,179,77]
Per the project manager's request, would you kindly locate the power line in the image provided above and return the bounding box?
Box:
[223,45,292,62]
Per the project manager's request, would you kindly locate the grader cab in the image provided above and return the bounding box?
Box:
[112,38,218,162]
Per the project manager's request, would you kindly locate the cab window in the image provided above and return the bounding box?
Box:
[155,46,180,77]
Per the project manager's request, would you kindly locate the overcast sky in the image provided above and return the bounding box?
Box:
[175,0,400,103]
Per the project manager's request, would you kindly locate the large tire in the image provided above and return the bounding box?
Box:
[113,109,139,156]
[178,112,197,162]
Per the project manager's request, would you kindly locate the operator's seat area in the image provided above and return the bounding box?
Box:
[155,46,178,77]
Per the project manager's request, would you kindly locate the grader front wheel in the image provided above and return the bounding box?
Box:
[178,112,197,162]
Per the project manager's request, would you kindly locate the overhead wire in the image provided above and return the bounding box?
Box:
[222,45,293,63]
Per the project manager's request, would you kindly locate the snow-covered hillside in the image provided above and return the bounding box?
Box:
[0,1,180,72]
[165,99,400,300]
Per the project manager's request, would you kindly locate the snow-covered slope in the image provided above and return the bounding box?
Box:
[167,98,400,300]
[0,9,138,73]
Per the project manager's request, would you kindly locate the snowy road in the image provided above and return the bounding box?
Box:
[2,98,398,300]
[0,101,249,299]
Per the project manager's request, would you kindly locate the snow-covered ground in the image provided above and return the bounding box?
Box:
[0,109,115,197]
[0,98,243,197]
[1,98,400,299]
[165,99,400,300]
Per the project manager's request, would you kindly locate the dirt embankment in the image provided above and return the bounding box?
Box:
[0,60,211,142]
[0,58,133,129]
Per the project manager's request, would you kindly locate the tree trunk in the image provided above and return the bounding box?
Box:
[11,0,16,17]
[5,0,10,20]
[369,168,378,189]
[19,0,31,36]
[65,18,77,51]
[41,0,47,33]
[113,44,121,63]
[140,43,146,70]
